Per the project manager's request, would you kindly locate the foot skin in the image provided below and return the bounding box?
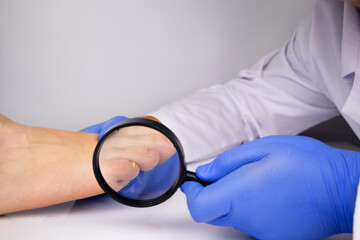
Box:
[0,115,101,214]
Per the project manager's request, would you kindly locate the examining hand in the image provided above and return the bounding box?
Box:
[181,135,360,240]
[119,153,180,200]
[81,117,176,191]
[80,116,128,138]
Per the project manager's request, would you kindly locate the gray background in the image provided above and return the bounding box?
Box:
[0,0,315,131]
[0,2,355,239]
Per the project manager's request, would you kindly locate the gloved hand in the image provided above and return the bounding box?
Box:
[81,116,178,194]
[181,135,360,240]
[80,116,128,138]
[119,153,180,200]
[81,116,142,191]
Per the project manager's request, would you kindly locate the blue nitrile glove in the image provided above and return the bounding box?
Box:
[80,116,128,138]
[119,153,180,200]
[80,116,179,199]
[180,135,360,240]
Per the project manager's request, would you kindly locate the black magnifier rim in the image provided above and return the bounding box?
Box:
[93,118,187,208]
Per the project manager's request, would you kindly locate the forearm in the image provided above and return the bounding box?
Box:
[0,115,101,214]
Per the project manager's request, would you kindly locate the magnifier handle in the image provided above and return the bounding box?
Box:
[185,171,211,187]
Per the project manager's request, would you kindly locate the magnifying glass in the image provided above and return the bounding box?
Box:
[93,118,209,207]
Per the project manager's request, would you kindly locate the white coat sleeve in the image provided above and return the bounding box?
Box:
[148,17,339,163]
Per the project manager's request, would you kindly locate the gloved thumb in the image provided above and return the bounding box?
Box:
[196,143,267,182]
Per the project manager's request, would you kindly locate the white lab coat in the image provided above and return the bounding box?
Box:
[150,0,360,237]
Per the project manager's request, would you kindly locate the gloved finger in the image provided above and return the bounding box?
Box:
[185,161,265,227]
[180,181,231,223]
[80,122,104,134]
[98,116,128,138]
[79,116,128,137]
[196,141,268,182]
[207,215,233,227]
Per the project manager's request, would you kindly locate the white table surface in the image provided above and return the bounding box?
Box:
[0,145,356,240]
[1,190,252,240]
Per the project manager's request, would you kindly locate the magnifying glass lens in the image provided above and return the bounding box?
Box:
[119,153,180,200]
[98,125,181,201]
